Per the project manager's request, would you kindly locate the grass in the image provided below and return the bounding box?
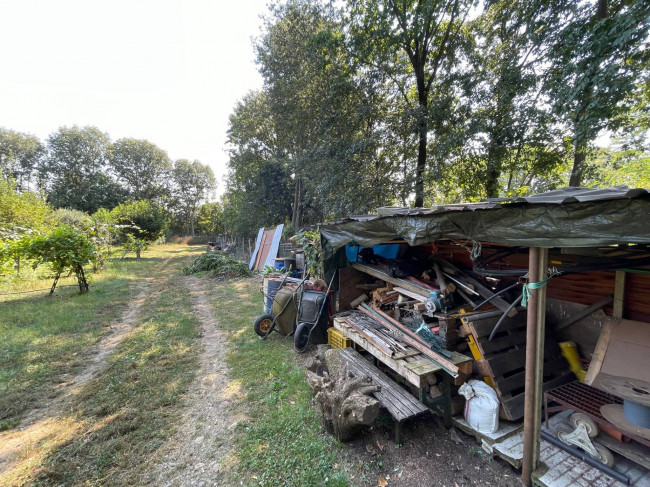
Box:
[0,245,204,485]
[212,278,349,487]
[0,248,170,432]
[1,245,350,486]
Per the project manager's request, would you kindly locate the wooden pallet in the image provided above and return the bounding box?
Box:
[461,311,575,421]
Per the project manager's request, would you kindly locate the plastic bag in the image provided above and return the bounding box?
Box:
[459,380,499,434]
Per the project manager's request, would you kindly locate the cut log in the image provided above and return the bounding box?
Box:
[305,348,381,441]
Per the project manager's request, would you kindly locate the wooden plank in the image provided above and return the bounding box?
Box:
[351,262,429,297]
[248,227,264,270]
[493,358,569,396]
[554,295,613,331]
[613,270,626,318]
[476,330,528,355]
[462,313,528,338]
[340,349,429,421]
[584,318,615,385]
[501,372,575,421]
[263,223,284,269]
[597,432,650,471]
[334,318,431,387]
[361,304,461,377]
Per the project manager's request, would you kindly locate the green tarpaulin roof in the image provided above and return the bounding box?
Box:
[320,187,650,268]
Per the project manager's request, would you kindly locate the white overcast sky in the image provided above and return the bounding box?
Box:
[0,0,270,195]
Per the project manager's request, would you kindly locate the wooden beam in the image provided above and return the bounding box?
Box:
[554,295,613,331]
[359,304,460,377]
[613,270,626,319]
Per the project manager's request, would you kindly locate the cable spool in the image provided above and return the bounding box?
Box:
[600,373,650,439]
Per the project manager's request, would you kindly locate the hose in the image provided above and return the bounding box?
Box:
[488,293,523,342]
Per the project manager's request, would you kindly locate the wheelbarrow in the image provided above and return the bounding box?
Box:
[293,271,336,353]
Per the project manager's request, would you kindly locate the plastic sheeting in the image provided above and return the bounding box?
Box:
[320,187,650,276]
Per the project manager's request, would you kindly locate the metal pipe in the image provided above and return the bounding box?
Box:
[533,248,549,469]
[487,293,523,342]
[540,430,630,485]
[443,272,480,295]
[522,247,540,486]
[473,281,520,311]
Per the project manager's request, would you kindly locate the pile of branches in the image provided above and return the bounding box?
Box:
[183,251,252,279]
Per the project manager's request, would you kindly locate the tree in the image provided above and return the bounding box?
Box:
[195,202,224,236]
[110,138,172,202]
[347,0,474,207]
[43,126,126,212]
[547,0,650,186]
[0,128,46,192]
[171,159,216,236]
[27,225,96,294]
[111,200,166,259]
[0,178,52,274]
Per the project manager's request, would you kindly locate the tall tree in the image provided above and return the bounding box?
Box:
[0,128,45,192]
[347,0,474,207]
[43,126,125,212]
[547,0,650,186]
[171,159,216,236]
[109,138,172,202]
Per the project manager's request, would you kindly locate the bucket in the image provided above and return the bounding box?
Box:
[264,277,283,314]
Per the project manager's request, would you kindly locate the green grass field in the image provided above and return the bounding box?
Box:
[0,245,349,486]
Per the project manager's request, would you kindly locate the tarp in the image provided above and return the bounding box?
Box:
[319,187,650,275]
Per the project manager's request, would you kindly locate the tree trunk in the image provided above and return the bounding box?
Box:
[305,348,381,442]
[569,139,587,187]
[136,247,141,259]
[292,177,303,233]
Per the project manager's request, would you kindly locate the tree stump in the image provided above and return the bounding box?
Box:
[306,348,381,441]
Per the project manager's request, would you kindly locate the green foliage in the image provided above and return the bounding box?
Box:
[27,225,96,293]
[43,126,126,213]
[294,229,321,278]
[111,200,166,259]
[110,138,172,201]
[171,159,216,236]
[182,251,252,279]
[0,127,45,192]
[195,201,224,236]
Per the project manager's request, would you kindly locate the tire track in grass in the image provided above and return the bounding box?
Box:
[0,256,173,476]
[143,275,245,486]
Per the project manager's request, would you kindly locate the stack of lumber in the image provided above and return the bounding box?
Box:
[460,310,575,421]
[372,285,399,305]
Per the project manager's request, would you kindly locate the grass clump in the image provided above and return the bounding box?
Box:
[213,278,348,487]
[183,250,252,279]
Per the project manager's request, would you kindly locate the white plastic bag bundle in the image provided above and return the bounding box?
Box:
[459,380,499,434]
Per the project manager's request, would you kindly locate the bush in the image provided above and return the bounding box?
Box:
[183,251,252,279]
[27,225,96,293]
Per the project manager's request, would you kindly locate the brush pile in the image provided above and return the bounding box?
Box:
[183,251,252,279]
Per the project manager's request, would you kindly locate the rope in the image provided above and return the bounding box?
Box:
[521,267,561,307]
[470,240,482,260]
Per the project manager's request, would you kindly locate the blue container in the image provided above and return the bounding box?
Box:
[274,259,284,271]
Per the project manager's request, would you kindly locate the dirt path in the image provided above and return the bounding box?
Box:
[0,258,171,473]
[143,276,242,486]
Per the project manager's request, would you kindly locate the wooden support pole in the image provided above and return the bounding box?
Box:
[613,270,626,319]
[522,247,540,486]
[533,248,548,473]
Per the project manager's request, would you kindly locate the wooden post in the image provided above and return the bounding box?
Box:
[522,247,541,486]
[613,270,626,319]
[533,248,548,471]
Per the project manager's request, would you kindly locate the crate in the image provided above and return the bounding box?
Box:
[328,327,352,349]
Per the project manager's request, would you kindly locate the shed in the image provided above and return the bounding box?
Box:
[319,186,650,485]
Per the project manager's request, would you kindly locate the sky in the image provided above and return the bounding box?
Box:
[0,0,270,195]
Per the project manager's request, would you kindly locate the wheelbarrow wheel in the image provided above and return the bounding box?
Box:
[254,314,275,337]
[293,322,311,353]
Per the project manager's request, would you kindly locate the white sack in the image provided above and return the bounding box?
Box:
[458,380,499,434]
